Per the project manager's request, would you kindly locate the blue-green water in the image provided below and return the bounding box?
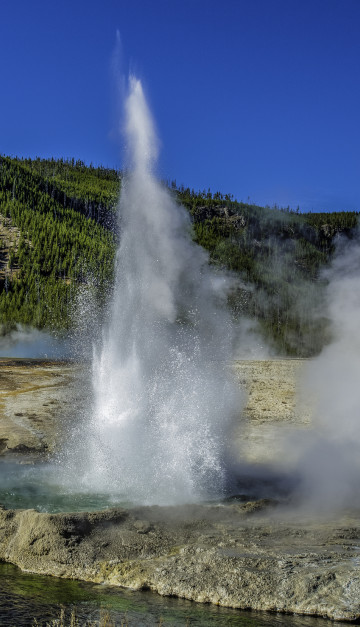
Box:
[0,461,293,513]
[0,562,345,626]
[0,462,125,513]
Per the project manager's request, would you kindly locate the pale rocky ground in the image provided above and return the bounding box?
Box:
[1,501,360,621]
[233,359,312,467]
[0,358,309,460]
[0,359,87,457]
[0,359,360,621]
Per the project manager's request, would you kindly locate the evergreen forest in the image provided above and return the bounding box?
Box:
[0,155,358,356]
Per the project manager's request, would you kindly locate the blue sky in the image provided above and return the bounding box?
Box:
[1,0,359,212]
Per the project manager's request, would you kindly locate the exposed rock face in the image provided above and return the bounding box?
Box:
[0,213,23,283]
[191,205,246,229]
[0,503,359,621]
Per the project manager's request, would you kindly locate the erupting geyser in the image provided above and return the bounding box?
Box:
[82,77,240,505]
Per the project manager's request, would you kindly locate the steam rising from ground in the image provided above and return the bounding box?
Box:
[294,234,360,513]
[77,77,241,505]
[0,324,70,359]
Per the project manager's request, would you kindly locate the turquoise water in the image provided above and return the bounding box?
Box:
[0,461,293,513]
[0,461,126,513]
[0,562,344,626]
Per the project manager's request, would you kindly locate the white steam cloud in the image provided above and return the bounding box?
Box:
[294,234,360,513]
[0,324,70,359]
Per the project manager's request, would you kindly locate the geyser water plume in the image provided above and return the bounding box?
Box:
[81,77,241,505]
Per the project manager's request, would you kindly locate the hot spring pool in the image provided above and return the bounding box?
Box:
[0,461,129,513]
[0,459,294,512]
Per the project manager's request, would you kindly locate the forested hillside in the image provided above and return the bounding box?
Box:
[0,156,118,330]
[0,156,358,355]
[176,185,358,355]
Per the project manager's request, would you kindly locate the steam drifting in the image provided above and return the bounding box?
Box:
[295,233,360,512]
[0,324,70,359]
[78,77,241,505]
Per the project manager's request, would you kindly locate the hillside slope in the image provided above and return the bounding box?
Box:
[176,186,358,354]
[0,156,358,355]
[0,157,118,330]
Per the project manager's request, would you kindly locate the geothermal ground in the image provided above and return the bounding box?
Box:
[0,359,84,458]
[0,359,359,621]
[0,358,309,460]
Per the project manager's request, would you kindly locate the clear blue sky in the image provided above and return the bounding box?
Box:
[1,0,359,212]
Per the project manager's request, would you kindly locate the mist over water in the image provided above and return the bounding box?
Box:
[79,77,241,505]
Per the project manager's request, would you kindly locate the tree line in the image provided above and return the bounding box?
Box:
[0,156,358,355]
[0,156,117,330]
